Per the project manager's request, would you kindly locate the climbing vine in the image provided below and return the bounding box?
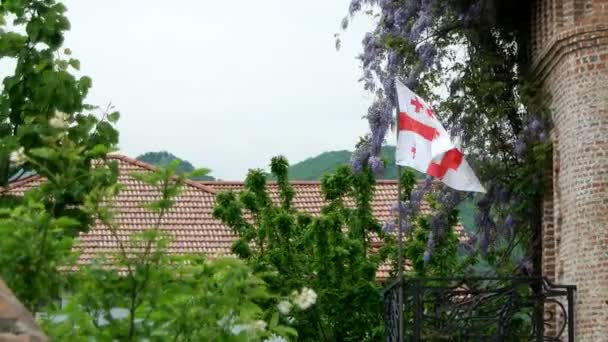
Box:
[342,0,551,273]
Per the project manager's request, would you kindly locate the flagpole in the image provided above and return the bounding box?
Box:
[396,107,404,341]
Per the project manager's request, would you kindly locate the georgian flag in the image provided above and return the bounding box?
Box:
[395,80,485,193]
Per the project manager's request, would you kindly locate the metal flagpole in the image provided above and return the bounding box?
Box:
[396,107,404,341]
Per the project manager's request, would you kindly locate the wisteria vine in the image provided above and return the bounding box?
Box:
[343,0,552,273]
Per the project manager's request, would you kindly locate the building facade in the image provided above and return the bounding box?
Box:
[530,0,608,340]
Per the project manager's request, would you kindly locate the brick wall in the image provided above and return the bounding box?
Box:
[531,0,608,340]
[0,279,47,342]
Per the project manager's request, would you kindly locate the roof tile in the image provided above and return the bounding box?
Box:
[4,155,468,281]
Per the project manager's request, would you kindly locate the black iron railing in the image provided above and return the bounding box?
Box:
[384,277,576,342]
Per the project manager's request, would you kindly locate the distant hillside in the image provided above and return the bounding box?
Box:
[286,146,422,180]
[286,150,351,180]
[285,146,476,232]
[136,151,215,181]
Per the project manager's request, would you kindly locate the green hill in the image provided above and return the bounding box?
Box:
[285,146,476,232]
[286,150,352,180]
[136,151,215,181]
[286,146,423,180]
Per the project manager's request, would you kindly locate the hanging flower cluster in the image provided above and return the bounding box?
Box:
[344,0,551,267]
[9,147,27,166]
[49,111,71,130]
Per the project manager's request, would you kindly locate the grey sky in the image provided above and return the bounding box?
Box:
[62,0,377,180]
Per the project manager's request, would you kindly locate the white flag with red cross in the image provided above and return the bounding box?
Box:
[395,79,485,193]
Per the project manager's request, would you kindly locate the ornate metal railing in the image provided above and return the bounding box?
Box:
[384,277,576,342]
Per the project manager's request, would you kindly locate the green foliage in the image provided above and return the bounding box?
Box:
[214,156,398,341]
[0,0,119,313]
[136,151,215,181]
[275,146,477,233]
[392,169,471,278]
[42,163,294,341]
[372,1,551,270]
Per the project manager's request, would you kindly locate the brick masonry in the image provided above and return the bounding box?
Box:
[0,279,47,342]
[531,0,608,340]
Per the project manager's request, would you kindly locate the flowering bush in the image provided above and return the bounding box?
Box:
[214,157,391,341]
[343,0,550,273]
[0,0,120,312]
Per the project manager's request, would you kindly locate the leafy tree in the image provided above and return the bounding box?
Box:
[1,4,297,342]
[42,161,296,341]
[215,156,395,341]
[0,0,119,313]
[136,151,215,181]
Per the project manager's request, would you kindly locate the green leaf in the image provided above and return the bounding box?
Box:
[68,59,80,70]
[78,76,92,91]
[53,216,81,229]
[269,312,279,328]
[189,168,210,179]
[29,147,57,160]
[107,111,120,123]
[87,144,108,158]
[0,32,27,56]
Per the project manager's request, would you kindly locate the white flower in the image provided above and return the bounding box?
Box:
[286,316,296,324]
[277,300,292,315]
[49,111,70,129]
[252,320,267,332]
[292,287,317,310]
[217,313,236,329]
[264,334,288,342]
[227,319,267,335]
[9,147,26,166]
[229,324,248,335]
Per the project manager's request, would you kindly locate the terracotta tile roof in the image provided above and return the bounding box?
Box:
[3,155,469,281]
[201,180,428,223]
[3,155,236,266]
[202,181,469,280]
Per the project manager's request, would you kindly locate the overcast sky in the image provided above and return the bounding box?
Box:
[59,0,379,180]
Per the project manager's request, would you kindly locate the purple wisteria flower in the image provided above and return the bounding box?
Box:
[461,0,483,26]
[382,221,394,233]
[528,118,542,134]
[400,220,412,235]
[391,201,410,217]
[497,187,510,204]
[348,0,362,15]
[387,50,399,72]
[417,43,437,67]
[368,155,385,175]
[350,142,371,174]
[341,17,349,30]
[410,11,432,40]
[514,139,527,157]
[479,230,490,251]
[503,215,515,236]
[422,250,431,265]
[366,99,392,154]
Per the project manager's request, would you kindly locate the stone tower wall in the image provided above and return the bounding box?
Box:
[530,0,608,340]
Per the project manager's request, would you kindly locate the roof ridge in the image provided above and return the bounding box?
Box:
[1,174,43,193]
[201,180,324,185]
[2,153,217,195]
[201,179,401,185]
[107,153,217,194]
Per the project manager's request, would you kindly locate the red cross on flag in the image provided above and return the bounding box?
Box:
[395,80,485,193]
